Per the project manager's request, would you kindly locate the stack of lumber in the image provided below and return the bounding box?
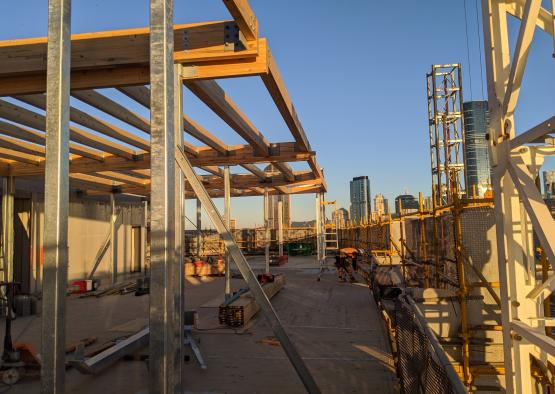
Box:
[219,274,286,327]
[195,274,286,329]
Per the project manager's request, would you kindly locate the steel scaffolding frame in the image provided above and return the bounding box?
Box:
[482,1,555,392]
[427,64,466,207]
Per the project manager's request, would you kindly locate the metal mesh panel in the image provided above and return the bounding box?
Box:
[395,298,456,394]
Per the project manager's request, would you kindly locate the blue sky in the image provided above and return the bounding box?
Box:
[0,1,553,228]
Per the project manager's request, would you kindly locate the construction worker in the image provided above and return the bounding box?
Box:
[337,253,355,283]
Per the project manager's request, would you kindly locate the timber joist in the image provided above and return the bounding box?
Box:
[0,2,325,198]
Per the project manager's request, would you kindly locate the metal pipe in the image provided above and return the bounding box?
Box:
[1,177,15,284]
[196,198,202,256]
[173,62,185,390]
[264,187,270,273]
[315,193,321,264]
[110,193,117,285]
[452,189,471,386]
[41,0,72,391]
[224,165,231,298]
[149,0,180,391]
[278,195,283,256]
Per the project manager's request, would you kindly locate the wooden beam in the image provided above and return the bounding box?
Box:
[273,162,295,182]
[0,147,43,165]
[116,85,151,108]
[0,66,150,97]
[0,99,137,159]
[0,118,104,160]
[0,134,45,157]
[15,94,151,151]
[261,48,310,152]
[185,80,270,155]
[6,142,313,176]
[241,163,265,179]
[223,0,258,41]
[0,21,258,76]
[72,90,151,134]
[118,84,230,153]
[183,116,228,153]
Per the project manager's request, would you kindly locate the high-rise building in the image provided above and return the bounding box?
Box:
[374,194,386,215]
[395,194,419,215]
[267,194,291,229]
[463,101,491,197]
[543,170,555,199]
[264,165,292,229]
[332,208,349,229]
[349,176,371,223]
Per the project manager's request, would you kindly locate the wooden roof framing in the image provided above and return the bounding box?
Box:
[0,0,325,198]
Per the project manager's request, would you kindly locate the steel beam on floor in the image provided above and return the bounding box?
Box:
[41,0,72,392]
[175,147,320,394]
[149,0,181,392]
[1,177,15,284]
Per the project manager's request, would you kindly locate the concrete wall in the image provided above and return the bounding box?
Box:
[29,197,146,293]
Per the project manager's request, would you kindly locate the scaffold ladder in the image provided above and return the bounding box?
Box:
[323,200,339,252]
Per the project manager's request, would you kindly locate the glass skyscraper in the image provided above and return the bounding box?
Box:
[349,176,370,223]
[463,101,490,197]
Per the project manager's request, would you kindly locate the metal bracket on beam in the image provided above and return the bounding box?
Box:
[224,22,246,52]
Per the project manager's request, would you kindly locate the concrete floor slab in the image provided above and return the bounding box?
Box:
[1,256,398,393]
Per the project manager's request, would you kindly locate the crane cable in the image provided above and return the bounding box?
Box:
[474,0,486,99]
[463,0,474,101]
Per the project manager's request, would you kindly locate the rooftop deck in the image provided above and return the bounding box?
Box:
[4,256,398,393]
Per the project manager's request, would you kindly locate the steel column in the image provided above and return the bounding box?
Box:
[175,148,320,393]
[110,193,118,285]
[196,198,201,256]
[173,63,184,391]
[264,187,270,273]
[278,195,283,256]
[30,192,40,293]
[149,0,179,392]
[315,193,322,263]
[224,165,231,298]
[1,177,15,285]
[41,0,71,391]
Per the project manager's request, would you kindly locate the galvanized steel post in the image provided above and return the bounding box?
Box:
[196,198,202,256]
[278,195,284,256]
[1,177,15,284]
[264,187,270,273]
[173,63,184,392]
[149,0,180,391]
[110,193,118,285]
[224,165,231,298]
[41,0,71,392]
